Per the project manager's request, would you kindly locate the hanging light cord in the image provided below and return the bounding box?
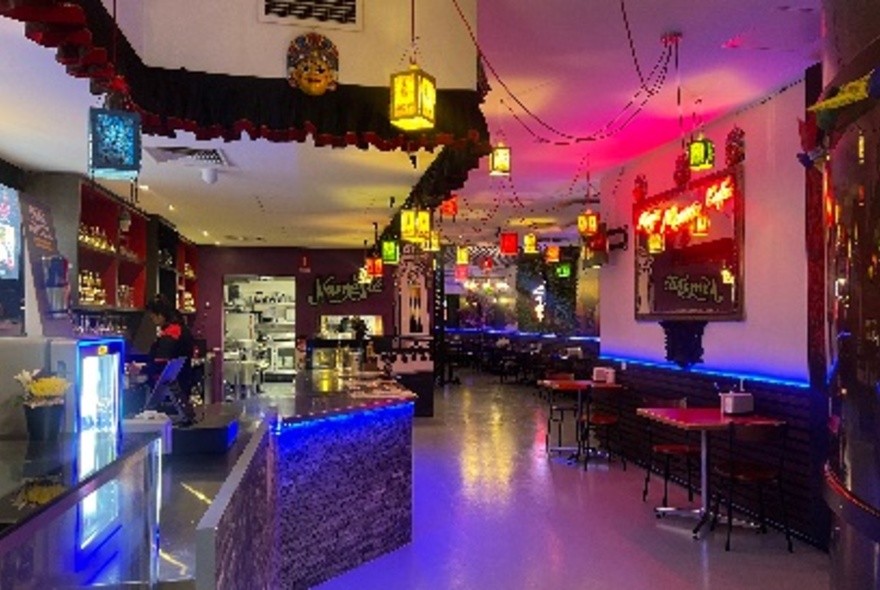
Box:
[619,0,648,93]
[449,0,672,145]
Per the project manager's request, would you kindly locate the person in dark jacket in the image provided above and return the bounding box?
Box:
[145,295,196,422]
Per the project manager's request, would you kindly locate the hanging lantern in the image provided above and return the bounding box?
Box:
[390,64,436,131]
[439,195,458,218]
[416,209,431,240]
[688,134,716,171]
[489,143,511,176]
[357,265,372,285]
[499,232,518,256]
[456,246,469,265]
[454,264,468,282]
[400,210,417,242]
[381,239,400,264]
[545,245,560,263]
[523,233,538,254]
[721,267,735,285]
[481,257,494,272]
[556,262,572,278]
[366,256,384,278]
[692,214,710,237]
[89,107,142,180]
[577,210,600,236]
[647,233,665,254]
[424,230,441,252]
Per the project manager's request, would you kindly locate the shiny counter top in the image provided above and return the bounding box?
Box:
[249,370,417,426]
[0,433,159,536]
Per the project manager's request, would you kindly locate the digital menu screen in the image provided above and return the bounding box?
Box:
[0,184,21,280]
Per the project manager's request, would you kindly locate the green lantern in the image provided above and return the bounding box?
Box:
[381,240,400,265]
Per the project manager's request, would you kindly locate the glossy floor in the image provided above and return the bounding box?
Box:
[316,371,830,590]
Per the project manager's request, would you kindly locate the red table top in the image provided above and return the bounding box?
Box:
[538,380,623,391]
[636,407,785,431]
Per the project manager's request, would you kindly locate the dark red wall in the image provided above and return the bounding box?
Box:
[197,246,394,354]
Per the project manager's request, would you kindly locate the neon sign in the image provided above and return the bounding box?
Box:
[637,175,735,235]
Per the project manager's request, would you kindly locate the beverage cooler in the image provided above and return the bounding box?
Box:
[821,21,880,588]
[0,336,124,439]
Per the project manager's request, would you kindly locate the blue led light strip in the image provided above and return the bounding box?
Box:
[272,402,414,434]
[599,355,810,389]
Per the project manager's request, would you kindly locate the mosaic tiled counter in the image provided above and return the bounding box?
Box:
[197,371,416,590]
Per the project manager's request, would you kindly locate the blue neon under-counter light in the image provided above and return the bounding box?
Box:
[599,355,810,389]
[272,402,414,434]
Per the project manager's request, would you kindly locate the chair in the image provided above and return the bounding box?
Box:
[543,372,576,453]
[710,420,793,552]
[640,396,700,507]
[579,385,627,470]
[144,357,194,425]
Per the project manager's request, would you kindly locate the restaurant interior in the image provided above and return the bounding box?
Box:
[0,0,877,588]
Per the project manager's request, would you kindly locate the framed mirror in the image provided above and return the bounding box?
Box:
[633,164,744,320]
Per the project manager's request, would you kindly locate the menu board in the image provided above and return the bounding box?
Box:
[633,165,744,320]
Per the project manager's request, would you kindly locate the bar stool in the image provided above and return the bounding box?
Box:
[580,385,627,470]
[543,372,576,453]
[640,395,700,507]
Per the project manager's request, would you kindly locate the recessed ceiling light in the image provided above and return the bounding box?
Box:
[214,241,220,246]
[202,230,209,237]
[138,184,149,191]
[168,204,175,212]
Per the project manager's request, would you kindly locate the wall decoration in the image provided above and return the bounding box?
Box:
[307,274,383,305]
[263,0,363,32]
[634,164,744,320]
[287,32,339,95]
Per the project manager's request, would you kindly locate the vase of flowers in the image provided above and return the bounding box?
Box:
[13,370,70,441]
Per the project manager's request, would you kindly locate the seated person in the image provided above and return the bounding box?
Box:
[144,295,196,422]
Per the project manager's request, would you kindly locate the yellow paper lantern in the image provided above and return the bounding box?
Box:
[416,210,431,240]
[400,210,417,242]
[523,233,538,254]
[647,233,665,254]
[456,246,469,265]
[424,230,441,252]
[489,144,511,176]
[577,210,600,236]
[390,65,436,131]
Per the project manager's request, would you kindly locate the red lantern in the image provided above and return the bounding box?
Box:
[499,232,518,255]
[366,256,383,278]
[481,257,494,271]
[454,264,468,282]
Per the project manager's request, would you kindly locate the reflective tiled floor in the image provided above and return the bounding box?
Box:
[316,371,830,590]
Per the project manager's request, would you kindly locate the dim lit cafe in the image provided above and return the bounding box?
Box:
[0,0,877,588]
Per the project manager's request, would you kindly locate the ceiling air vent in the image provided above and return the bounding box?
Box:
[258,0,363,31]
[145,147,229,167]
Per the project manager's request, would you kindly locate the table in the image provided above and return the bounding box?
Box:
[538,380,623,459]
[636,407,785,538]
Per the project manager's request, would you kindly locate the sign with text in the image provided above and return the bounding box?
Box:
[634,165,744,320]
[307,274,383,306]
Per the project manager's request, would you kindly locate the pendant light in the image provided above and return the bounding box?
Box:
[390,0,436,131]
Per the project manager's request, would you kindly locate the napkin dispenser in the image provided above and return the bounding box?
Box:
[720,392,754,415]
[592,367,616,384]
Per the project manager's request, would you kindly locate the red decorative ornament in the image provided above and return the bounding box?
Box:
[632,174,648,203]
[481,257,494,271]
[439,195,459,218]
[725,126,746,166]
[673,153,691,188]
[454,264,468,282]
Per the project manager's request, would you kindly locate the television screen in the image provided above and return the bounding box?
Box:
[0,184,21,281]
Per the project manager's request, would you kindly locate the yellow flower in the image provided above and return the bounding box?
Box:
[27,376,70,398]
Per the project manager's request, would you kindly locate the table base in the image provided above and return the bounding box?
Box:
[654,506,763,539]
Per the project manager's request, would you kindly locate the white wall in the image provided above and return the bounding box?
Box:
[599,80,808,382]
[109,0,477,89]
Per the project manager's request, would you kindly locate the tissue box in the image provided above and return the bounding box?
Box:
[125,413,173,454]
[720,392,754,415]
[592,367,616,384]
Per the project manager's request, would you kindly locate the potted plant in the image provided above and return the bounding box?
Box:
[13,370,70,441]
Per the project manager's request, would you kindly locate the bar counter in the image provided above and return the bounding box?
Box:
[0,433,162,587]
[198,370,417,590]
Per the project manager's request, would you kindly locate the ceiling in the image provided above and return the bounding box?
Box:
[0,0,821,249]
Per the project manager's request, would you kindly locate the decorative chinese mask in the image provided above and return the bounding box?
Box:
[287,33,339,96]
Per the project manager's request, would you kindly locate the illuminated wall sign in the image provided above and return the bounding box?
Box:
[308,275,384,305]
[633,165,744,321]
[636,175,734,235]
